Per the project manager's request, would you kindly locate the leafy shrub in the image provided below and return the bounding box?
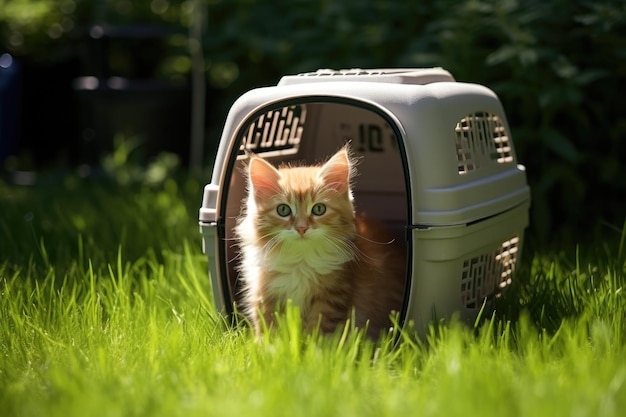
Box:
[201,0,626,243]
[1,0,624,243]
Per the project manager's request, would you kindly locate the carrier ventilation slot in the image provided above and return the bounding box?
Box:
[238,105,306,158]
[455,112,513,175]
[299,69,388,76]
[460,235,519,309]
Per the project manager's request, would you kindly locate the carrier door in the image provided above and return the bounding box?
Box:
[218,99,412,325]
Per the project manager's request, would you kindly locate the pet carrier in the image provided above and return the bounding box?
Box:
[199,68,530,335]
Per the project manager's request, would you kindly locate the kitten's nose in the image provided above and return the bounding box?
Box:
[296,226,308,236]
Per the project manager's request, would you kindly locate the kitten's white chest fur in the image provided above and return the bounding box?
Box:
[235,146,359,334]
[244,231,354,309]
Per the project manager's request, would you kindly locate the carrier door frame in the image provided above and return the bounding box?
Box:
[215,95,414,327]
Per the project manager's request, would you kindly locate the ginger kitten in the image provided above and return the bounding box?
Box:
[234,146,406,339]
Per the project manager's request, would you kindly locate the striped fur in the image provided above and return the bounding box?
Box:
[235,146,405,339]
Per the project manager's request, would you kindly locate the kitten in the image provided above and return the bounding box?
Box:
[234,146,406,339]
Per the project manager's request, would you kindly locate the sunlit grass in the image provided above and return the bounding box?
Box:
[1,172,625,417]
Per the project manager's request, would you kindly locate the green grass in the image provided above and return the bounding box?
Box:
[1,171,625,417]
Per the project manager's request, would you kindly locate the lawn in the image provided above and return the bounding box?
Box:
[1,165,625,417]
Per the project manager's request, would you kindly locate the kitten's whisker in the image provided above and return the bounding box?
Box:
[229,253,242,263]
[355,234,395,245]
[247,231,278,247]
[261,235,282,257]
[324,232,383,266]
[319,234,373,264]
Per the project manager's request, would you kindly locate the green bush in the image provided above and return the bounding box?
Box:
[1,0,624,243]
[0,0,188,60]
[201,0,626,243]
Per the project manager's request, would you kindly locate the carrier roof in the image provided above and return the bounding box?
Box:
[278,68,455,86]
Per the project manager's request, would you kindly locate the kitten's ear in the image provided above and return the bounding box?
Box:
[319,147,352,193]
[248,156,281,200]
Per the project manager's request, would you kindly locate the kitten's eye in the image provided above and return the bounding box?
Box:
[276,204,292,217]
[311,203,326,216]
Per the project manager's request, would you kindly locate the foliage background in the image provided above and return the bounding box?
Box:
[1,0,625,244]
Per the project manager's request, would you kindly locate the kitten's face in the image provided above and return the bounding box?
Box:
[246,148,356,250]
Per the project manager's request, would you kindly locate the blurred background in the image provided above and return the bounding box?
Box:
[0,0,624,245]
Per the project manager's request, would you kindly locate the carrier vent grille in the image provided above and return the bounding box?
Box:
[238,105,306,158]
[300,69,387,76]
[460,235,519,309]
[455,112,513,174]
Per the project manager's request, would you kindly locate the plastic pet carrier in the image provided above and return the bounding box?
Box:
[199,68,530,335]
